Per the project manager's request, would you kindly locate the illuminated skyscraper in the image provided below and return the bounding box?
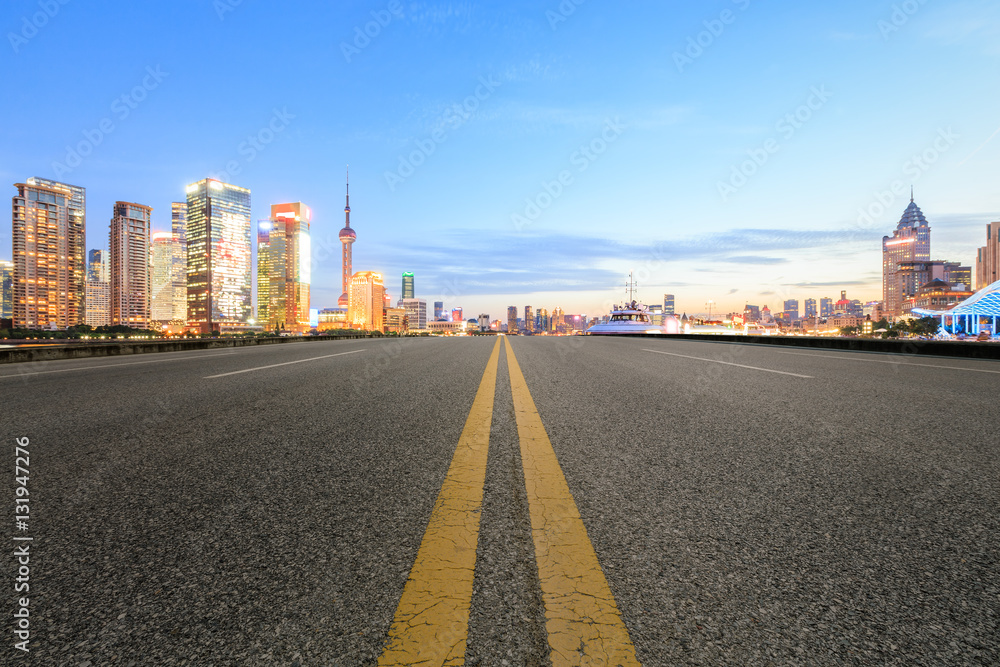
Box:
[507,306,518,333]
[975,221,1000,290]
[109,201,152,328]
[664,294,675,315]
[258,202,311,332]
[338,170,356,308]
[452,307,463,323]
[11,179,86,329]
[536,307,548,333]
[434,301,444,320]
[401,272,414,300]
[804,298,817,318]
[85,249,109,327]
[171,202,187,245]
[820,297,833,317]
[882,192,931,316]
[185,178,252,333]
[0,259,13,320]
[524,305,533,332]
[151,231,185,323]
[782,299,799,320]
[348,271,384,331]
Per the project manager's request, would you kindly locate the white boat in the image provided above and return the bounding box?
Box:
[587,274,681,335]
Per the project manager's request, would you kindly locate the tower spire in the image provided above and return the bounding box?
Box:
[910,185,914,203]
[345,166,351,226]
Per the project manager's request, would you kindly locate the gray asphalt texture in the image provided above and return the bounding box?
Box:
[1,335,997,665]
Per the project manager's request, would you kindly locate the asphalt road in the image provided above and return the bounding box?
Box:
[1,336,997,665]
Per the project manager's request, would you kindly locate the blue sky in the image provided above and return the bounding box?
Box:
[2,0,998,319]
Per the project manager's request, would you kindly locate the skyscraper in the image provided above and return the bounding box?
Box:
[536,307,549,333]
[258,202,311,332]
[0,259,13,320]
[882,192,931,316]
[820,297,833,318]
[804,298,817,318]
[12,179,86,329]
[452,307,463,323]
[348,271,384,331]
[401,272,414,300]
[975,221,1000,290]
[783,299,799,320]
[185,178,252,333]
[171,202,187,245]
[109,201,152,328]
[524,305,533,332]
[664,294,675,315]
[151,231,185,324]
[507,306,518,333]
[338,171,356,308]
[434,301,444,321]
[85,249,109,327]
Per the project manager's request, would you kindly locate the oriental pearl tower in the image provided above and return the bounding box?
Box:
[338,168,356,308]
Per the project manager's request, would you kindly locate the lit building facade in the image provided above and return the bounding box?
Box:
[664,294,675,315]
[783,299,799,320]
[536,307,549,333]
[185,178,251,333]
[109,201,152,328]
[507,306,518,333]
[11,179,86,329]
[348,271,384,331]
[975,221,1000,290]
[0,260,13,320]
[820,297,833,317]
[804,298,817,318]
[384,306,406,333]
[434,301,444,321]
[151,231,186,324]
[451,307,463,323]
[338,172,356,308]
[523,305,533,333]
[401,298,427,330]
[258,202,311,333]
[401,272,414,300]
[902,279,972,316]
[882,195,931,316]
[85,249,110,327]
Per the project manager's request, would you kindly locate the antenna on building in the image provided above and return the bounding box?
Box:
[910,185,914,203]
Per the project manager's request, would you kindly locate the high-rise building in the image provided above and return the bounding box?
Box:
[185,178,251,333]
[87,249,108,282]
[85,249,110,327]
[820,297,833,317]
[0,259,13,320]
[744,304,760,323]
[258,202,311,332]
[536,307,549,333]
[943,262,971,291]
[452,307,463,323]
[401,298,427,330]
[664,294,675,315]
[171,202,187,245]
[434,301,444,321]
[338,171,356,308]
[109,201,152,328]
[507,306,518,333]
[523,305,533,332]
[783,299,799,320]
[11,179,86,329]
[804,298,817,318]
[348,271,384,331]
[882,193,931,316]
[151,231,185,324]
[401,272,414,300]
[975,221,1000,290]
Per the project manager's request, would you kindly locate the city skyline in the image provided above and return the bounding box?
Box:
[2,1,999,319]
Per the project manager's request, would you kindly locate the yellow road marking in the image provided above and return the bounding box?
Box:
[504,337,640,666]
[379,337,501,666]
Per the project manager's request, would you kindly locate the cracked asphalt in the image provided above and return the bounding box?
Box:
[2,335,997,665]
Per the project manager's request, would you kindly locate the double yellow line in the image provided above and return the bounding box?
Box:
[379,337,640,666]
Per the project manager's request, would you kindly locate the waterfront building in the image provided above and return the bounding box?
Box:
[427,320,469,334]
[507,306,518,333]
[384,306,406,334]
[401,298,427,330]
[109,201,152,328]
[338,172,356,308]
[348,271,385,331]
[151,231,186,324]
[883,193,931,316]
[12,179,86,329]
[258,202,311,333]
[185,178,251,333]
[317,307,348,331]
[975,222,1000,290]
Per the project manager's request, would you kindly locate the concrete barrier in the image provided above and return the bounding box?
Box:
[0,334,373,365]
[589,332,1000,360]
